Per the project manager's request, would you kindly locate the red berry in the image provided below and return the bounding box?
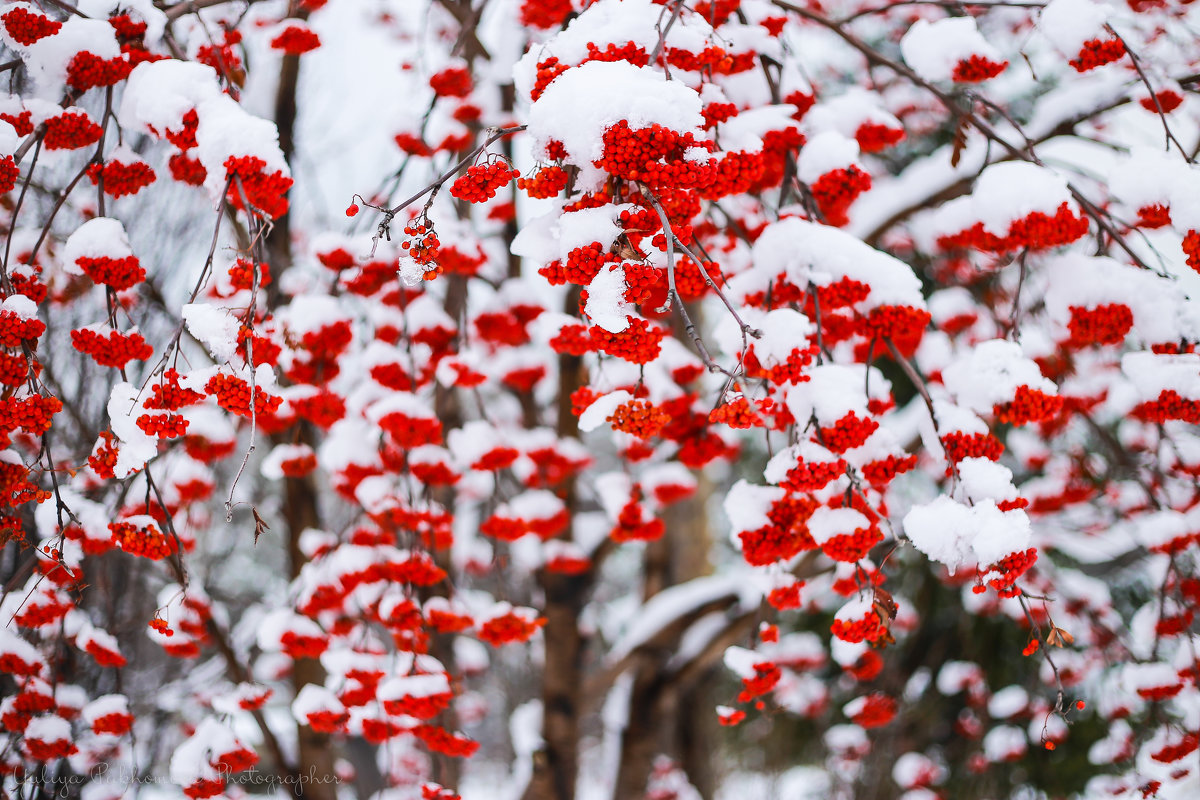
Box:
[346,203,360,217]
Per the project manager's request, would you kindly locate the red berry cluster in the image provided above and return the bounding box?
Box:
[1066,303,1133,347]
[831,608,888,644]
[848,693,897,728]
[168,152,206,186]
[588,41,650,66]
[86,159,156,198]
[700,150,767,200]
[981,547,1038,596]
[477,611,545,646]
[0,154,17,195]
[1140,90,1183,114]
[430,66,473,97]
[450,161,518,203]
[378,412,443,447]
[76,255,145,291]
[70,328,153,369]
[270,24,321,54]
[401,218,441,275]
[91,710,135,736]
[1182,230,1200,273]
[196,28,244,85]
[204,373,283,418]
[520,0,574,29]
[663,44,731,73]
[531,57,569,101]
[0,396,60,437]
[1131,389,1200,424]
[591,317,666,364]
[516,165,569,198]
[43,111,104,151]
[1,7,61,45]
[228,257,272,291]
[145,369,204,411]
[1,109,33,136]
[993,385,1064,425]
[595,121,716,189]
[820,525,883,562]
[854,122,905,153]
[861,453,918,486]
[607,399,670,438]
[0,309,45,348]
[818,411,879,453]
[738,518,816,568]
[781,457,846,492]
[938,203,1089,253]
[136,413,188,439]
[857,304,931,343]
[224,155,293,220]
[66,51,133,92]
[709,396,765,429]
[611,495,666,542]
[952,55,1008,82]
[1137,203,1171,229]
[109,520,176,560]
[1069,37,1126,71]
[811,166,872,227]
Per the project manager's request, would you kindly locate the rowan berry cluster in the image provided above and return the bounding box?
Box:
[109,520,176,560]
[136,413,189,439]
[476,611,545,647]
[992,385,1064,425]
[1140,89,1184,113]
[168,152,206,186]
[429,66,473,97]
[0,156,17,195]
[592,317,666,364]
[831,608,888,644]
[0,310,45,348]
[43,112,104,151]
[847,693,897,728]
[516,165,569,198]
[952,55,1009,82]
[1138,203,1171,228]
[596,121,716,188]
[981,547,1038,596]
[204,373,283,418]
[520,0,574,29]
[709,396,765,429]
[76,254,145,291]
[70,328,153,369]
[607,399,670,438]
[1066,303,1133,347]
[1,7,61,45]
[1132,389,1200,424]
[270,24,321,54]
[1069,37,1126,71]
[0,396,61,437]
[86,159,157,198]
[811,166,872,226]
[401,219,441,274]
[66,51,133,92]
[820,525,883,562]
[780,457,846,492]
[145,369,203,411]
[610,495,666,542]
[818,411,880,453]
[378,412,443,447]
[854,122,905,153]
[861,454,918,486]
[450,160,519,203]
